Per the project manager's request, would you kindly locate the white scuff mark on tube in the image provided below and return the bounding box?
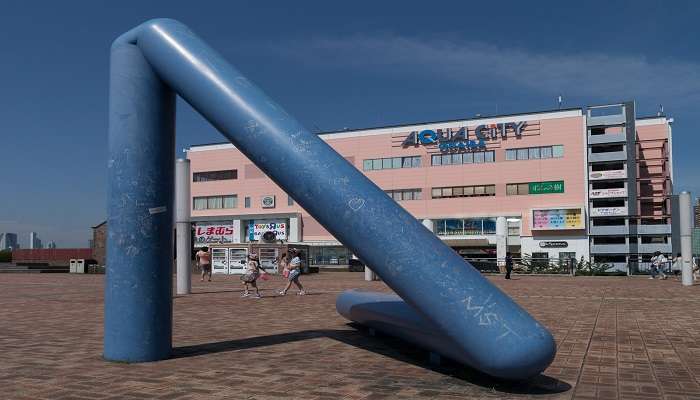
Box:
[149,206,167,215]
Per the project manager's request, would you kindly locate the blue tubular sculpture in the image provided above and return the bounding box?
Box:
[106,19,556,379]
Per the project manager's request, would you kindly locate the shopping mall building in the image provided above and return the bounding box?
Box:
[186,101,677,273]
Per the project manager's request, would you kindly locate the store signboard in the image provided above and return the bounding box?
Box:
[249,219,287,241]
[195,223,234,246]
[401,121,527,153]
[539,241,568,248]
[589,170,626,180]
[590,206,627,217]
[529,181,564,195]
[532,208,584,230]
[590,188,627,198]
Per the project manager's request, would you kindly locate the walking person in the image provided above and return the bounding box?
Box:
[650,251,667,280]
[672,253,682,280]
[241,253,267,298]
[196,246,212,282]
[505,252,513,280]
[279,248,306,296]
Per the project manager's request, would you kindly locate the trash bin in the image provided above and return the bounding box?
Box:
[69,259,77,273]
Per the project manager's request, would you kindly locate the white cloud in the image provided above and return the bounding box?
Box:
[269,35,700,99]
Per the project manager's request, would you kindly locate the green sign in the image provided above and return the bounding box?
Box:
[529,180,564,194]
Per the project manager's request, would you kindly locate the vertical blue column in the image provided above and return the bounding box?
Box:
[104,34,176,362]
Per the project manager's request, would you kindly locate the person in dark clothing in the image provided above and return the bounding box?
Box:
[505,253,514,280]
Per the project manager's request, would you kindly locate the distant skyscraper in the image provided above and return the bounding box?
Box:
[695,198,700,228]
[46,241,57,249]
[29,232,43,249]
[0,233,18,250]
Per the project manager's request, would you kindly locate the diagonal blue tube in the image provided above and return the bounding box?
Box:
[106,19,555,379]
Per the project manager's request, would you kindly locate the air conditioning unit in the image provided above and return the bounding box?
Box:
[261,195,275,208]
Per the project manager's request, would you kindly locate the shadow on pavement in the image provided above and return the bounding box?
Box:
[172,325,571,396]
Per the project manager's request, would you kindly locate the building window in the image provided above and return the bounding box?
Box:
[386,188,422,201]
[506,183,530,196]
[244,196,251,208]
[287,195,294,206]
[434,218,499,236]
[193,195,237,210]
[505,145,563,161]
[223,195,238,209]
[193,170,237,182]
[363,156,421,171]
[431,151,495,166]
[431,185,495,198]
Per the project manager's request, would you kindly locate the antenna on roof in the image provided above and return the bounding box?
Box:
[557,94,563,110]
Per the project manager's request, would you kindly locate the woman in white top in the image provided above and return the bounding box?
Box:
[278,248,306,296]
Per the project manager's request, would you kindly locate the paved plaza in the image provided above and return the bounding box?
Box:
[2,272,700,399]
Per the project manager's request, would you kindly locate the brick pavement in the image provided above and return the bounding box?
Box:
[1,273,700,399]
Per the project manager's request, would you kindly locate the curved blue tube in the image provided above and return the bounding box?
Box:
[106,19,556,378]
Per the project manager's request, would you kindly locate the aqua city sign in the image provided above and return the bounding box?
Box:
[401,121,527,152]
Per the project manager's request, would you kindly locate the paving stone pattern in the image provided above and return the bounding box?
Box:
[1,273,700,399]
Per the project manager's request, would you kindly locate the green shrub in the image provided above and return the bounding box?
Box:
[0,250,11,263]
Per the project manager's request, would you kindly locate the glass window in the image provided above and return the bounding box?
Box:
[506,184,518,196]
[463,152,474,164]
[505,149,516,161]
[452,153,462,164]
[463,186,474,196]
[382,158,392,169]
[474,186,485,195]
[552,145,564,158]
[193,197,207,210]
[442,187,453,197]
[474,152,485,163]
[441,154,452,165]
[244,196,251,208]
[403,157,412,168]
[453,187,464,196]
[445,219,463,235]
[412,156,421,168]
[287,195,294,206]
[482,218,497,234]
[223,195,238,209]
[363,160,373,171]
[403,190,414,201]
[392,157,402,169]
[518,183,529,195]
[529,147,541,159]
[414,190,422,200]
[485,151,494,163]
[435,219,447,235]
[392,191,402,201]
[464,219,482,235]
[432,188,442,198]
[541,146,552,159]
[517,148,529,160]
[431,155,441,166]
[193,170,237,182]
[485,185,496,195]
[372,159,382,170]
[207,196,222,209]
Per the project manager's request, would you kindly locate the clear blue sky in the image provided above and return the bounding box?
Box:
[1,0,698,247]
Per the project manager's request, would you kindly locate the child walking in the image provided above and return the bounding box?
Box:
[278,248,306,296]
[241,253,266,298]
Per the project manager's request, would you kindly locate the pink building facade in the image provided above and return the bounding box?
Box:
[186,103,674,271]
